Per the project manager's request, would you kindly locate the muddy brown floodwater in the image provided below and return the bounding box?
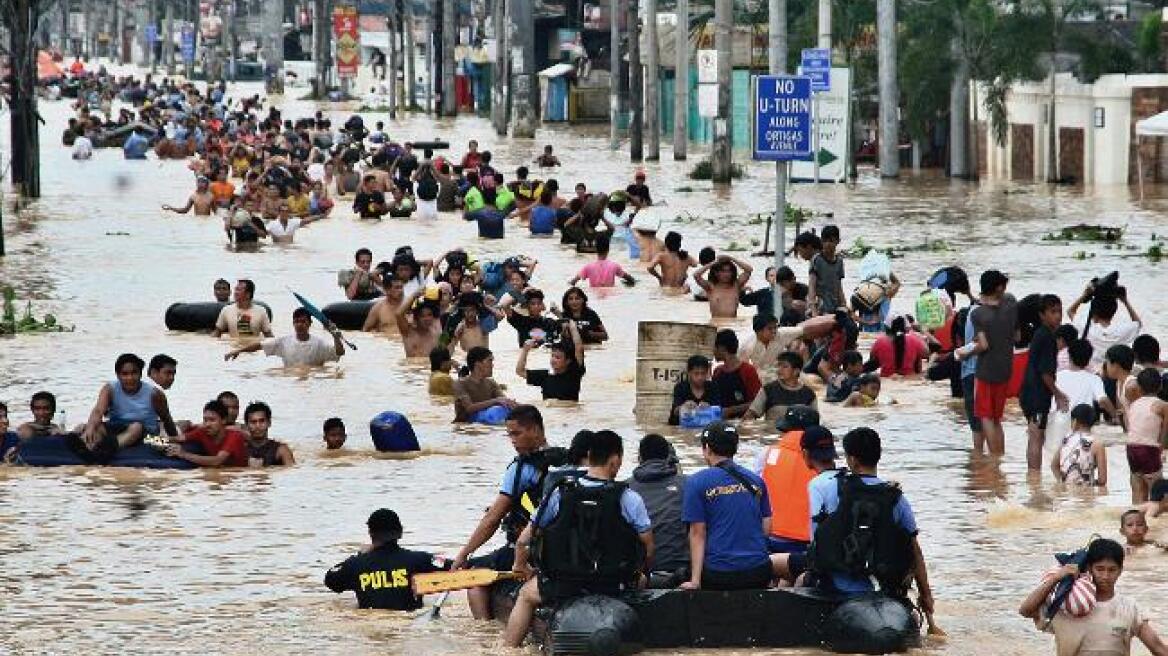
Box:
[1,83,1166,655]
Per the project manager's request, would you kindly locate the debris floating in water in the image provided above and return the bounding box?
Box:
[1,286,74,335]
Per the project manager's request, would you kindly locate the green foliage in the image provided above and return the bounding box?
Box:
[1066,30,1136,82]
[1138,13,1163,73]
[688,159,744,180]
[1,286,74,335]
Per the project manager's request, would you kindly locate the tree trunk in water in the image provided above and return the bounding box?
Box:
[609,0,621,149]
[673,0,688,159]
[509,0,536,137]
[441,0,456,115]
[10,0,43,198]
[492,0,508,133]
[949,33,970,178]
[313,0,329,98]
[969,82,980,181]
[163,0,174,73]
[628,0,642,160]
[711,0,733,182]
[876,0,899,177]
[644,0,659,160]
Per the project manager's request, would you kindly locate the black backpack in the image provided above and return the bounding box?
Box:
[531,478,644,586]
[499,447,571,543]
[807,471,915,594]
[417,170,439,201]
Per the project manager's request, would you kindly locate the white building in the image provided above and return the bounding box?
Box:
[980,72,1168,186]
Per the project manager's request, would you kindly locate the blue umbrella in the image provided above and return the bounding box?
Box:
[288,288,358,351]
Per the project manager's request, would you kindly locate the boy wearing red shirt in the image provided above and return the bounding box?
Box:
[167,400,248,467]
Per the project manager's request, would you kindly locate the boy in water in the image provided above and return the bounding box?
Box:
[322,417,347,449]
[694,254,754,319]
[647,231,696,289]
[842,373,882,408]
[807,225,845,316]
[429,346,455,396]
[1119,509,1150,551]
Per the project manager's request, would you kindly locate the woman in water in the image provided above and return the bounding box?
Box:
[868,315,929,377]
[552,288,608,344]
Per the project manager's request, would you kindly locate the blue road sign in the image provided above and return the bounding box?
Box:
[145,24,159,44]
[800,48,831,92]
[180,27,195,62]
[753,75,813,162]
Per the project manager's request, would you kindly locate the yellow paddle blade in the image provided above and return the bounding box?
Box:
[412,569,522,595]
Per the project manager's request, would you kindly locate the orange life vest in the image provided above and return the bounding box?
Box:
[760,430,816,542]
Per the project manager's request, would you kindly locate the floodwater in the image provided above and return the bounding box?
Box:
[1,82,1167,655]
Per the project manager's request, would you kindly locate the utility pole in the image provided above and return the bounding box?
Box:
[609,0,620,149]
[509,0,536,137]
[876,0,898,177]
[628,0,642,160]
[673,0,687,160]
[441,0,456,115]
[818,0,830,49]
[82,0,91,57]
[263,0,284,93]
[389,4,399,117]
[711,0,732,182]
[405,0,416,108]
[491,0,507,133]
[948,30,970,178]
[769,0,788,306]
[644,0,659,159]
[312,0,328,97]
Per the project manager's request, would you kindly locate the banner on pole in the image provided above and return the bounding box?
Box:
[180,26,196,63]
[333,5,360,79]
[791,67,852,182]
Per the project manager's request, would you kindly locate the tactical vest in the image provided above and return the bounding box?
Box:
[531,478,644,587]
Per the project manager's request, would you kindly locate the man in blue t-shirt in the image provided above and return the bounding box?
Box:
[778,428,934,618]
[452,405,549,619]
[681,421,776,590]
[505,430,654,647]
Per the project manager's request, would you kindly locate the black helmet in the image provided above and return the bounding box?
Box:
[776,405,820,432]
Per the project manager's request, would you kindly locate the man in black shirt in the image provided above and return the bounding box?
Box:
[506,289,560,347]
[625,170,652,209]
[324,508,449,610]
[393,143,419,193]
[353,175,388,219]
[516,320,586,401]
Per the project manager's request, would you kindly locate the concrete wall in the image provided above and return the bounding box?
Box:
[978,73,1168,186]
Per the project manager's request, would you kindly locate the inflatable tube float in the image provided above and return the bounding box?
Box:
[14,435,201,469]
[470,405,509,426]
[164,301,274,332]
[369,411,420,452]
[322,301,375,331]
[491,587,918,655]
[409,140,451,151]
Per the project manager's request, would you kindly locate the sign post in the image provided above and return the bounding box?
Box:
[754,74,812,302]
[800,48,831,183]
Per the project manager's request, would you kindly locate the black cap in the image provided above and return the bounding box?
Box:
[776,405,821,432]
[979,269,1009,295]
[367,508,403,540]
[800,425,837,461]
[699,421,739,451]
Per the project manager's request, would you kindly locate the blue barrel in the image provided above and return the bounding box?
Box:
[369,411,421,452]
[470,405,509,426]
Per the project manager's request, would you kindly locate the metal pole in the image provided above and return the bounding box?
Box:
[673,0,687,160]
[711,0,731,182]
[770,0,787,310]
[817,0,830,50]
[812,94,820,182]
[609,0,620,149]
[405,0,416,108]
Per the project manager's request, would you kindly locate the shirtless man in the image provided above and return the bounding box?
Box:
[634,226,665,264]
[395,290,444,358]
[452,292,500,353]
[162,176,215,216]
[694,255,754,319]
[363,278,407,334]
[647,231,696,289]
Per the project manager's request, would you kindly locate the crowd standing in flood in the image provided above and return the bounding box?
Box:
[4,64,1168,654]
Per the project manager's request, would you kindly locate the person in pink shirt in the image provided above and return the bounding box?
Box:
[568,234,636,288]
[868,315,929,377]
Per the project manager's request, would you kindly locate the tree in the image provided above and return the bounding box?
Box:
[2,0,49,201]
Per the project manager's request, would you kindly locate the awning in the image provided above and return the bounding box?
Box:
[538,63,575,78]
[1135,110,1168,137]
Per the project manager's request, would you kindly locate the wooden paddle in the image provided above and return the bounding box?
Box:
[412,569,522,595]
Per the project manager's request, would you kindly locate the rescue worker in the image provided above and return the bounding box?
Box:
[504,430,654,647]
[324,508,450,610]
[630,433,690,586]
[777,428,934,618]
[753,406,833,554]
[681,421,777,590]
[451,405,569,619]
